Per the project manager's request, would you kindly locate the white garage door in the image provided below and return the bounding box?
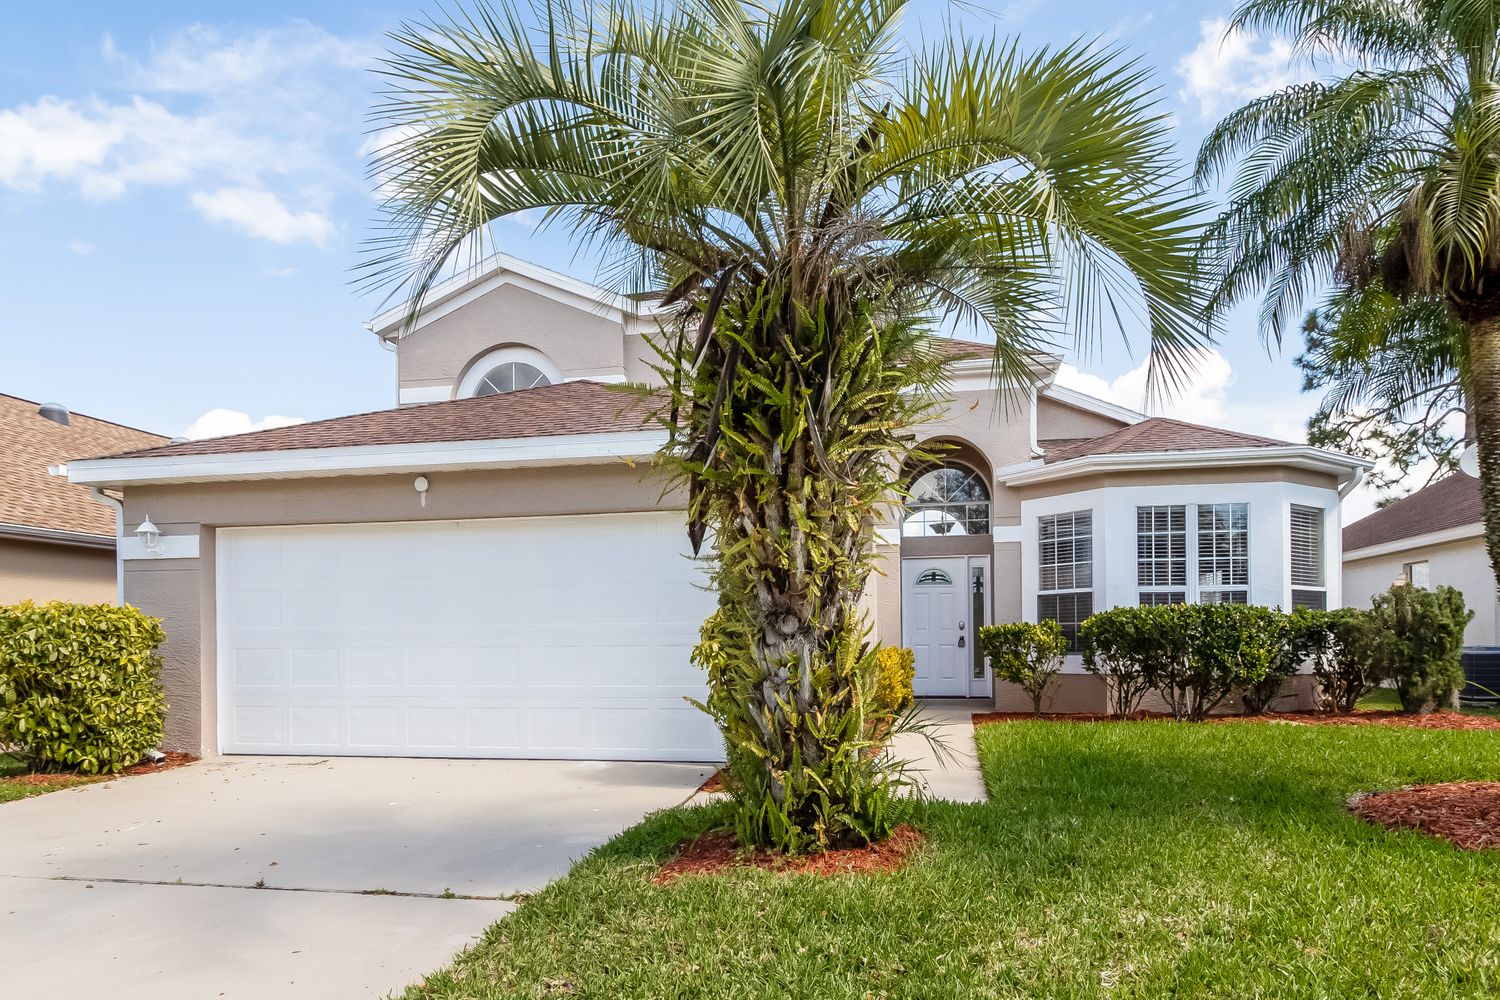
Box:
[216,513,722,760]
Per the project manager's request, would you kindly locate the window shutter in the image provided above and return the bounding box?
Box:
[1289,505,1324,588]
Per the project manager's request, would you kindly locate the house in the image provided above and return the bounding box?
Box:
[65,254,1369,759]
[0,393,166,605]
[1343,472,1497,645]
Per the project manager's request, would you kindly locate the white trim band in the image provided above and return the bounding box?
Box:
[1342,521,1484,562]
[67,430,669,488]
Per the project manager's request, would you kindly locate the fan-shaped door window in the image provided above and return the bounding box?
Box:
[903,464,991,536]
[473,361,550,395]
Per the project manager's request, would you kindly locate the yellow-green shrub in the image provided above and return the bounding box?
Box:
[873,646,915,714]
[0,601,168,774]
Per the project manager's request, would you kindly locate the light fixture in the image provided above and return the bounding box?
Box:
[135,516,162,555]
[414,475,430,508]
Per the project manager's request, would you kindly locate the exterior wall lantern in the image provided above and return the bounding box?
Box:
[135,516,162,556]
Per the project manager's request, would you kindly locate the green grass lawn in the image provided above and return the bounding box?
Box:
[401,721,1500,999]
[1357,686,1500,719]
[0,753,99,803]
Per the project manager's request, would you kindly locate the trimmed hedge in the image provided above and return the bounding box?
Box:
[978,621,1065,715]
[0,601,168,774]
[1081,604,1309,720]
[1077,585,1473,719]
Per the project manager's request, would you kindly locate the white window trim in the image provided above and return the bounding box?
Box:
[455,346,563,399]
[1196,501,1251,604]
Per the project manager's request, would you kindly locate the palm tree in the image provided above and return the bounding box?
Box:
[1198,0,1500,583]
[368,0,1209,852]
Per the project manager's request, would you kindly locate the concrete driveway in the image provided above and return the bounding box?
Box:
[0,755,713,999]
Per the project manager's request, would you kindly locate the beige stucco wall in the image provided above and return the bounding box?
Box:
[1345,534,1500,647]
[0,537,116,605]
[397,283,629,393]
[1036,396,1129,441]
[121,463,686,755]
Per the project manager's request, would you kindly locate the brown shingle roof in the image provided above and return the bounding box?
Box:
[1343,472,1483,552]
[925,337,992,362]
[93,381,657,461]
[0,394,167,538]
[1043,417,1288,464]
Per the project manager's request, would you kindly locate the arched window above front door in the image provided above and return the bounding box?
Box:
[902,464,991,537]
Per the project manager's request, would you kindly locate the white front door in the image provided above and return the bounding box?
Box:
[215,512,722,761]
[902,556,970,697]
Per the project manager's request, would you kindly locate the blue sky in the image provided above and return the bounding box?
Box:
[2,1,1333,481]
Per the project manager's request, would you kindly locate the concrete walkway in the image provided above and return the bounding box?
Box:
[891,699,989,803]
[0,755,713,999]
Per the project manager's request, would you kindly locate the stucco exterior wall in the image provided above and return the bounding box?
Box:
[120,463,687,756]
[1020,477,1345,674]
[396,283,628,394]
[0,538,116,605]
[1036,396,1130,442]
[1344,533,1500,646]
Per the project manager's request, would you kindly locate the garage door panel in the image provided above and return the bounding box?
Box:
[219,513,720,760]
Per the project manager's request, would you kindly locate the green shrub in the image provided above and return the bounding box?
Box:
[1135,604,1198,721]
[0,601,168,774]
[1366,583,1471,713]
[872,646,915,715]
[979,621,1066,715]
[1304,607,1382,713]
[1082,604,1316,721]
[1221,604,1307,716]
[1080,606,1158,716]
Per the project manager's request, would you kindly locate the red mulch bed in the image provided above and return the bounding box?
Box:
[973,710,1500,731]
[1351,783,1500,851]
[5,751,197,787]
[652,824,925,884]
[698,769,725,794]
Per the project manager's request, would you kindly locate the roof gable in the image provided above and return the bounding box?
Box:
[0,394,166,538]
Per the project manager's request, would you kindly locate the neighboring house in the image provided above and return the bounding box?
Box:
[66,254,1369,759]
[0,393,166,605]
[1343,472,1498,646]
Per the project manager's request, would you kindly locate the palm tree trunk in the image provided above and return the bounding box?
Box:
[1467,314,1500,597]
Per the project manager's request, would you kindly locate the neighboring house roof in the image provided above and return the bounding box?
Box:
[1343,472,1483,553]
[1042,417,1287,464]
[0,393,167,543]
[92,381,656,461]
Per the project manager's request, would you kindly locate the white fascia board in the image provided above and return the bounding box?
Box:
[366,253,665,338]
[1342,522,1484,562]
[1039,384,1146,425]
[0,521,115,550]
[996,446,1373,488]
[66,430,668,488]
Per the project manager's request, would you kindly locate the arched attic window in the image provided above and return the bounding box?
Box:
[902,463,991,537]
[456,346,561,398]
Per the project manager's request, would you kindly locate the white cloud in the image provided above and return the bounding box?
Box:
[1177,18,1307,118]
[1055,349,1236,424]
[0,22,372,245]
[67,240,94,255]
[182,408,306,440]
[190,187,335,246]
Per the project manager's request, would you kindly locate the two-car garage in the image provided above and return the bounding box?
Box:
[215,512,720,761]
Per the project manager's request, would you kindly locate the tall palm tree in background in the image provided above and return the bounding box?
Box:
[1199,0,1500,582]
[369,0,1209,852]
